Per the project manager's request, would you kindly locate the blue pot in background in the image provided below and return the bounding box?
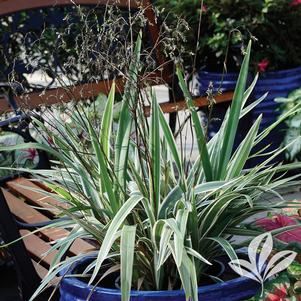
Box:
[59,258,259,301]
[197,66,301,165]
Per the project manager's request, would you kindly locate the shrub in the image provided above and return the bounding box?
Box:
[156,0,301,72]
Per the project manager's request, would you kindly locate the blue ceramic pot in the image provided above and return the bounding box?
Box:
[59,258,259,301]
[197,66,301,164]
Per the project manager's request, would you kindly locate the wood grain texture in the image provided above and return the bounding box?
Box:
[144,91,234,116]
[0,78,124,114]
[4,179,96,255]
[20,229,58,268]
[6,178,69,216]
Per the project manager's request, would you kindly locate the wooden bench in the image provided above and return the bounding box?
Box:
[0,1,234,300]
[0,175,99,300]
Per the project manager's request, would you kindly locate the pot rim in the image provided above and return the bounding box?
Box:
[198,65,301,77]
[60,256,256,297]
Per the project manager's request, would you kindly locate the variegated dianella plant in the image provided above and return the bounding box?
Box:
[3,34,301,301]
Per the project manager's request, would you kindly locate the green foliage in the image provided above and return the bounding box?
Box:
[0,132,38,177]
[248,261,301,300]
[275,88,301,162]
[2,36,301,301]
[155,0,301,71]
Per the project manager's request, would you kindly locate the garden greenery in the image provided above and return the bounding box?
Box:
[2,32,301,301]
[156,0,301,72]
[276,88,301,162]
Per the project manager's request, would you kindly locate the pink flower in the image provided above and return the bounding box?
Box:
[23,148,38,161]
[258,58,269,72]
[290,0,301,6]
[256,214,301,243]
[202,4,207,12]
[47,136,54,146]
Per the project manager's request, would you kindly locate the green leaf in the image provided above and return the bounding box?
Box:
[216,40,252,180]
[115,32,142,191]
[208,237,239,263]
[241,73,258,109]
[121,225,136,301]
[169,242,192,299]
[194,181,229,194]
[158,105,183,179]
[165,217,186,267]
[241,92,268,118]
[88,122,118,213]
[89,194,143,284]
[157,223,173,268]
[199,193,242,237]
[114,97,133,191]
[188,192,199,251]
[158,185,183,219]
[100,82,115,161]
[176,66,213,182]
[150,91,161,216]
[169,242,198,301]
[186,247,212,265]
[227,114,262,178]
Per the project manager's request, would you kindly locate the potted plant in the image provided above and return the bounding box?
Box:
[5,32,301,301]
[156,0,301,157]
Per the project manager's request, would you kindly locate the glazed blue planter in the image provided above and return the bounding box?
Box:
[59,258,259,301]
[197,66,301,164]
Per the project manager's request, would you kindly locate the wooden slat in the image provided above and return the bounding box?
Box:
[0,0,145,16]
[3,184,96,255]
[70,237,96,256]
[6,178,68,215]
[144,91,234,116]
[1,88,234,118]
[0,75,166,114]
[31,260,49,279]
[21,228,95,268]
[0,85,233,116]
[2,188,68,241]
[31,260,60,285]
[0,78,123,114]
[2,188,52,224]
[20,229,58,268]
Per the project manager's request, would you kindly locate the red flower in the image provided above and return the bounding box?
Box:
[258,58,269,72]
[264,285,289,301]
[290,0,301,6]
[23,148,38,161]
[47,136,54,146]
